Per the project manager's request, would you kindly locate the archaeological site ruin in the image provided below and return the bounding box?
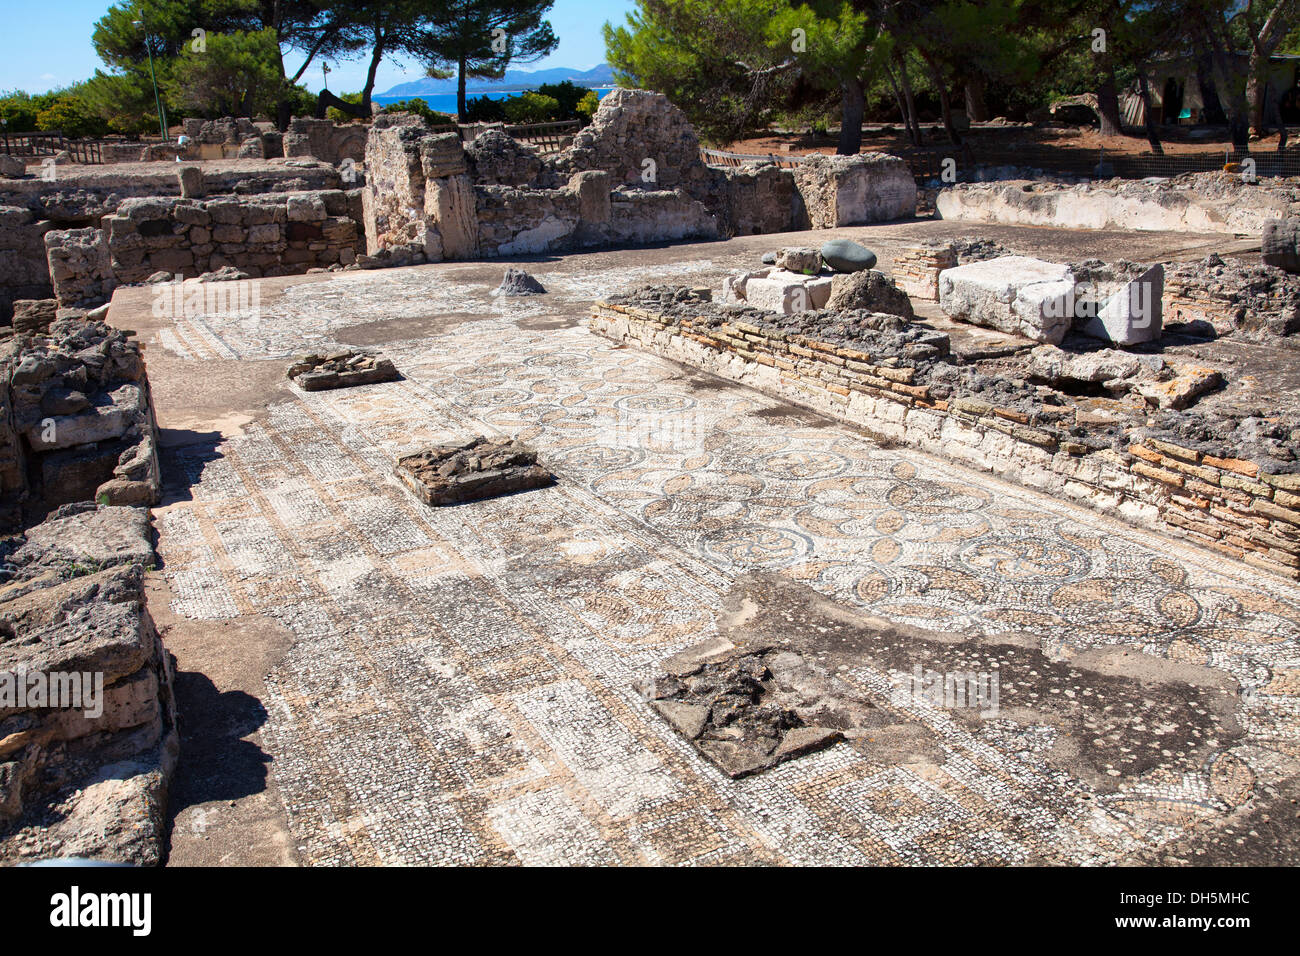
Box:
[4,84,1300,874]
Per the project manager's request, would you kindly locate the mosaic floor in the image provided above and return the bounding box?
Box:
[152,266,1300,865]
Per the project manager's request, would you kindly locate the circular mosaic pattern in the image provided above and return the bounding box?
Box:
[760,449,851,481]
[959,533,1092,583]
[886,478,993,516]
[613,394,697,414]
[523,351,592,369]
[700,525,813,570]
[546,444,647,473]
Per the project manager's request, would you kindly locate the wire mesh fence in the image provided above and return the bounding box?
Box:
[701,141,1300,184]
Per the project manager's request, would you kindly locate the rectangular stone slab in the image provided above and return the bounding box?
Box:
[938,255,1075,344]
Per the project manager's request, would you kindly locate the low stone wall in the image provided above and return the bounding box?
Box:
[0,503,177,865]
[1,319,161,529]
[936,173,1298,235]
[589,296,1300,581]
[101,189,362,286]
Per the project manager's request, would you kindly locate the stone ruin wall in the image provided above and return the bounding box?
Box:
[936,173,1300,235]
[0,319,162,529]
[0,503,177,865]
[590,297,1300,582]
[0,160,347,322]
[360,89,918,265]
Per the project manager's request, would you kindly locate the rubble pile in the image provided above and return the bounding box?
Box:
[286,350,400,391]
[1164,254,1300,339]
[637,652,843,779]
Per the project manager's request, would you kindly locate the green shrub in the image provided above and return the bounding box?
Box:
[381,97,454,126]
[576,90,601,122]
[502,91,560,124]
[536,80,587,119]
[35,91,110,139]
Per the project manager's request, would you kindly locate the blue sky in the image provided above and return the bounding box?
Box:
[0,0,636,95]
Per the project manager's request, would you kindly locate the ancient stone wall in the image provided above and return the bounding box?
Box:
[0,205,53,322]
[283,117,368,165]
[590,294,1300,581]
[0,319,162,528]
[101,189,362,286]
[936,172,1299,235]
[0,503,177,865]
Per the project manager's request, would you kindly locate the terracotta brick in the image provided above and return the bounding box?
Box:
[1202,454,1259,477]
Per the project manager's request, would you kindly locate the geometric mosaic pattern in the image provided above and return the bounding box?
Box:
[153,267,1300,865]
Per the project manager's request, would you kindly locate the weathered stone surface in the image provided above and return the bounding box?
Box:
[0,320,159,522]
[177,165,204,199]
[1263,218,1300,274]
[495,268,547,296]
[724,268,832,313]
[286,350,400,390]
[1136,365,1226,410]
[637,649,843,779]
[0,503,177,866]
[0,155,25,179]
[1071,261,1164,346]
[10,299,57,335]
[939,255,1075,344]
[396,436,555,506]
[936,171,1295,235]
[826,269,914,318]
[794,153,916,228]
[774,247,821,274]
[821,238,878,273]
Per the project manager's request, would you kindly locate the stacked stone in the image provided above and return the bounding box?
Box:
[0,504,178,866]
[1129,435,1300,578]
[0,319,161,522]
[283,117,366,166]
[713,163,799,237]
[44,227,115,310]
[792,152,918,228]
[1163,254,1300,337]
[891,242,958,301]
[103,189,360,283]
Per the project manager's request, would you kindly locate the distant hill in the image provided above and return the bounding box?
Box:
[380,64,615,97]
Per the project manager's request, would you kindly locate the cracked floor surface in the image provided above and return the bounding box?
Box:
[116,224,1300,865]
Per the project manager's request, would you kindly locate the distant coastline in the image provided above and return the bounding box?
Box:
[372,88,615,114]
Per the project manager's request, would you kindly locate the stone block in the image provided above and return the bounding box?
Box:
[938,255,1075,344]
[1075,264,1164,345]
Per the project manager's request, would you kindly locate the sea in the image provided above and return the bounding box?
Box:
[372,87,614,113]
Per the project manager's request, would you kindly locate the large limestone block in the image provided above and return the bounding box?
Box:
[1076,264,1164,346]
[938,256,1075,344]
[23,383,143,452]
[794,153,917,228]
[729,269,832,313]
[426,173,478,259]
[570,170,612,225]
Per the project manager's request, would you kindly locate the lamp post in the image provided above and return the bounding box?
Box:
[323,63,330,92]
[133,17,168,142]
